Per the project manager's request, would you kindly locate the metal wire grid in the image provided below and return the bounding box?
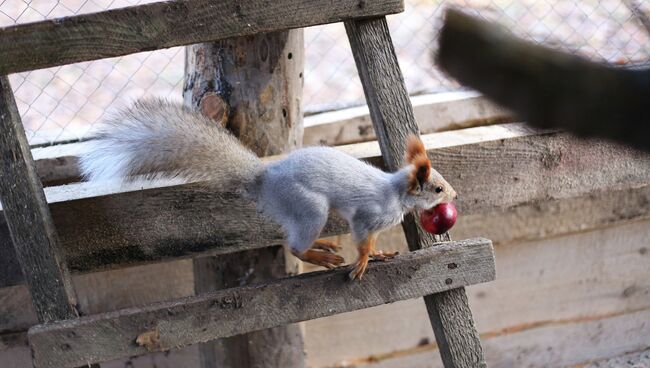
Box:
[1,0,648,146]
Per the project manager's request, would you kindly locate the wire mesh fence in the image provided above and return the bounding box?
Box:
[1,0,648,146]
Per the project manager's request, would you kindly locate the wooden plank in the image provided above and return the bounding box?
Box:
[335,309,650,368]
[27,238,495,368]
[303,91,511,146]
[2,124,650,288]
[0,0,404,74]
[345,17,485,367]
[0,76,79,324]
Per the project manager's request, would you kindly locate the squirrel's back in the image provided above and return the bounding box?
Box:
[79,99,263,190]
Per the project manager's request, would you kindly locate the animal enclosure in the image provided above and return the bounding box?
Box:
[1,1,649,368]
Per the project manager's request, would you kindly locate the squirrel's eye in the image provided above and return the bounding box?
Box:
[435,186,443,193]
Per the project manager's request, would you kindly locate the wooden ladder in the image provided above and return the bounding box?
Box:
[0,1,494,367]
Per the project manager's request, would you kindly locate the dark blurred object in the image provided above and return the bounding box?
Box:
[435,9,650,152]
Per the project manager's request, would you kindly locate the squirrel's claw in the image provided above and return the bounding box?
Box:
[349,258,369,280]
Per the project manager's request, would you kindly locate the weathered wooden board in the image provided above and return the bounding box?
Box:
[0,0,404,74]
[1,124,649,287]
[345,16,485,368]
[305,219,650,367]
[341,308,650,368]
[1,260,194,345]
[303,91,510,146]
[4,220,649,365]
[0,76,79,324]
[27,238,495,368]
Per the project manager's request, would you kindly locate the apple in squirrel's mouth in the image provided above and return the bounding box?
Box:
[419,202,457,235]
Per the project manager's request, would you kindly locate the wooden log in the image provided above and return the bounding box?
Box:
[184,28,305,368]
[0,0,403,74]
[27,238,494,368]
[0,76,79,323]
[1,124,650,288]
[436,9,650,152]
[345,17,486,367]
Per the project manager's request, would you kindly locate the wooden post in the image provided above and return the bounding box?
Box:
[0,76,78,322]
[184,30,305,367]
[0,76,100,368]
[345,17,487,368]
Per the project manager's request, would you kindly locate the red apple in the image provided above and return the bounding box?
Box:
[420,202,457,234]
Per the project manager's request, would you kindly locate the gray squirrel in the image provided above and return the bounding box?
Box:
[80,100,457,279]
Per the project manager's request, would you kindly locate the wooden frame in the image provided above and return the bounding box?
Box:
[0,0,403,74]
[28,238,495,368]
[0,2,500,367]
[345,17,485,367]
[2,122,649,286]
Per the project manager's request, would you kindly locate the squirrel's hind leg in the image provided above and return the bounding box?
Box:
[283,207,344,269]
[292,249,344,269]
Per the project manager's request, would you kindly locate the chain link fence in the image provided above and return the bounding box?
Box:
[1,0,648,146]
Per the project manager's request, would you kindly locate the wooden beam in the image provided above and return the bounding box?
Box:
[303,91,511,146]
[0,0,403,74]
[0,76,79,323]
[1,123,650,287]
[27,238,495,368]
[345,16,486,367]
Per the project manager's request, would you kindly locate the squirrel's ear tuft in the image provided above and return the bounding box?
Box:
[408,152,432,192]
[406,135,426,164]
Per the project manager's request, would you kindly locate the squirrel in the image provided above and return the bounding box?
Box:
[80,99,457,279]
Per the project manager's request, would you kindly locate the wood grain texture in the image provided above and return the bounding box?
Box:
[303,91,511,147]
[335,309,650,368]
[1,125,649,288]
[184,29,305,368]
[27,238,495,368]
[0,76,78,323]
[345,17,486,367]
[0,0,404,74]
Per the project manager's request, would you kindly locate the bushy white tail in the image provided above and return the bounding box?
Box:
[79,99,263,189]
